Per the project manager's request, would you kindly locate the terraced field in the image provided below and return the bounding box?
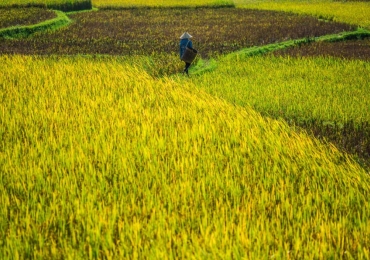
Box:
[1,1,370,259]
[0,8,355,56]
[0,8,56,29]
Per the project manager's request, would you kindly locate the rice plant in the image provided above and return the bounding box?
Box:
[191,54,370,166]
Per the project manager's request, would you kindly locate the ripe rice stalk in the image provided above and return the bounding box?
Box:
[1,55,370,258]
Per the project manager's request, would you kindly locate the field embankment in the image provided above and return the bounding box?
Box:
[1,55,370,259]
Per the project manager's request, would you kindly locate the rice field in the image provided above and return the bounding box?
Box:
[1,55,370,259]
[0,8,354,56]
[1,0,370,259]
[193,55,370,124]
[191,54,370,162]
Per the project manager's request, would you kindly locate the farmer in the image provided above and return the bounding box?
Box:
[179,32,195,75]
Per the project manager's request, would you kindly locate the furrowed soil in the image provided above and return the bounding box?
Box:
[0,8,355,57]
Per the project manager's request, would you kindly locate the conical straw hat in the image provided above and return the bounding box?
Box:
[179,32,193,39]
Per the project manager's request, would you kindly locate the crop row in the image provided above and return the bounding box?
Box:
[0,8,56,29]
[0,0,92,12]
[0,8,355,57]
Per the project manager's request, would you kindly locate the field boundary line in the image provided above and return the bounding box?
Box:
[0,10,71,39]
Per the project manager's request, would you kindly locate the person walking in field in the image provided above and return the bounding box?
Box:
[179,32,197,76]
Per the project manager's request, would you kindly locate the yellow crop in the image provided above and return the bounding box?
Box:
[1,55,370,258]
[191,55,370,123]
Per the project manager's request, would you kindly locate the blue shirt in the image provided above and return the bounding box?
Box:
[179,38,193,58]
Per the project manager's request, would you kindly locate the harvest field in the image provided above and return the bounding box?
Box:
[1,0,370,259]
[191,55,370,165]
[1,55,370,259]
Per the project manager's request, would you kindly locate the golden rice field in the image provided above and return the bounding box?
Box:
[193,55,370,124]
[1,55,370,259]
[1,0,370,259]
[191,54,370,164]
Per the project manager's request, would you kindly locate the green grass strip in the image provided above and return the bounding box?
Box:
[316,28,370,42]
[0,10,71,39]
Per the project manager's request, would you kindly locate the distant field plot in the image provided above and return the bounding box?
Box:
[0,8,56,29]
[92,0,233,8]
[0,0,91,11]
[273,38,370,61]
[0,8,354,56]
[238,2,370,29]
